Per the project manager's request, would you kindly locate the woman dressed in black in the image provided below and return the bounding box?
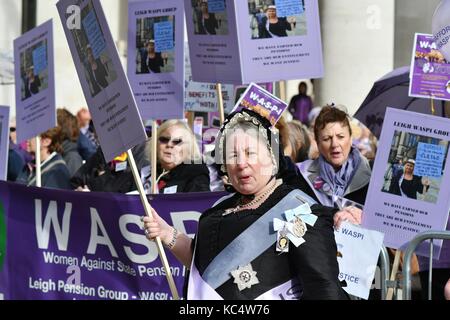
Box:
[139,40,165,74]
[86,46,109,95]
[259,5,295,38]
[388,159,430,199]
[143,109,348,300]
[196,0,219,35]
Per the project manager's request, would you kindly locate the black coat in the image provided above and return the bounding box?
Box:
[156,163,210,193]
[388,171,425,199]
[18,153,71,190]
[70,147,137,194]
[193,184,347,300]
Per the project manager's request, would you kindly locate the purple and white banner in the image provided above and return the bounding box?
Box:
[409,33,450,101]
[57,0,147,162]
[128,0,185,120]
[0,106,10,181]
[14,20,56,143]
[362,108,450,257]
[0,181,226,300]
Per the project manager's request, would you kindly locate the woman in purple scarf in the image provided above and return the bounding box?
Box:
[296,106,372,227]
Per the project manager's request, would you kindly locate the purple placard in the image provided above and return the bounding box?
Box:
[184,42,234,113]
[409,33,450,101]
[0,106,10,181]
[185,0,242,84]
[233,83,287,126]
[0,180,226,300]
[237,0,323,83]
[128,0,185,120]
[57,0,147,162]
[362,108,450,257]
[14,20,56,143]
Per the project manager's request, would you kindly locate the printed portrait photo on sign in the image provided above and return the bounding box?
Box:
[248,0,307,40]
[135,15,175,74]
[19,40,49,101]
[381,130,449,204]
[191,0,228,35]
[68,0,117,97]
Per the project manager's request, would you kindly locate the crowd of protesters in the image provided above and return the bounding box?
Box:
[4,80,449,300]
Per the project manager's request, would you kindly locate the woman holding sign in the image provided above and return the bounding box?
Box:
[296,106,371,226]
[85,45,109,96]
[258,5,296,38]
[143,109,348,300]
[196,0,219,35]
[139,40,165,74]
[387,159,430,200]
[23,66,41,99]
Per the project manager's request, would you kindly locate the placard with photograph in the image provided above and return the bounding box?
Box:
[185,0,323,84]
[57,0,147,162]
[13,20,55,143]
[362,108,450,257]
[128,0,185,120]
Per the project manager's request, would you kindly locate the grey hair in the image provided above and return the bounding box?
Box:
[145,120,202,165]
[215,112,279,175]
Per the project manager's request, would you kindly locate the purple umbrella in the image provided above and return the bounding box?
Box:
[354,66,447,138]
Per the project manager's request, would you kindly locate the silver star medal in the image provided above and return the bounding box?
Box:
[276,226,290,253]
[230,263,259,291]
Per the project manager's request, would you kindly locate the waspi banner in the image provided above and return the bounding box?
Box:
[0,181,225,300]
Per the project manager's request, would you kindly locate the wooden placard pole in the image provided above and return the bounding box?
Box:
[279,80,287,102]
[35,136,41,187]
[126,128,179,299]
[216,83,225,125]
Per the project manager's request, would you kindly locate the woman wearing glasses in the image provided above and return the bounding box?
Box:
[140,120,210,194]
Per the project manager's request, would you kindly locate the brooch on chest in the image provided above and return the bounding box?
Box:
[273,203,318,253]
[230,263,260,291]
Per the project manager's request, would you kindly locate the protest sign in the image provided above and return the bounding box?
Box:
[414,142,446,178]
[82,10,107,59]
[57,0,147,162]
[14,20,55,143]
[0,181,226,300]
[128,0,184,120]
[362,108,450,257]
[334,222,384,300]
[0,107,10,181]
[185,0,323,84]
[207,0,226,13]
[409,33,450,101]
[234,82,288,126]
[184,43,234,113]
[274,0,304,17]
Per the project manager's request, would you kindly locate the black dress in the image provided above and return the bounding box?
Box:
[156,163,211,193]
[388,171,426,199]
[259,17,291,38]
[192,184,348,300]
[140,50,164,73]
[197,13,219,35]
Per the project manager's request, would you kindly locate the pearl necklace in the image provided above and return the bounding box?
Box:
[222,179,282,216]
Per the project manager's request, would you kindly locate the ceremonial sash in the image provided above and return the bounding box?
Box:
[187,261,302,300]
[200,189,317,290]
